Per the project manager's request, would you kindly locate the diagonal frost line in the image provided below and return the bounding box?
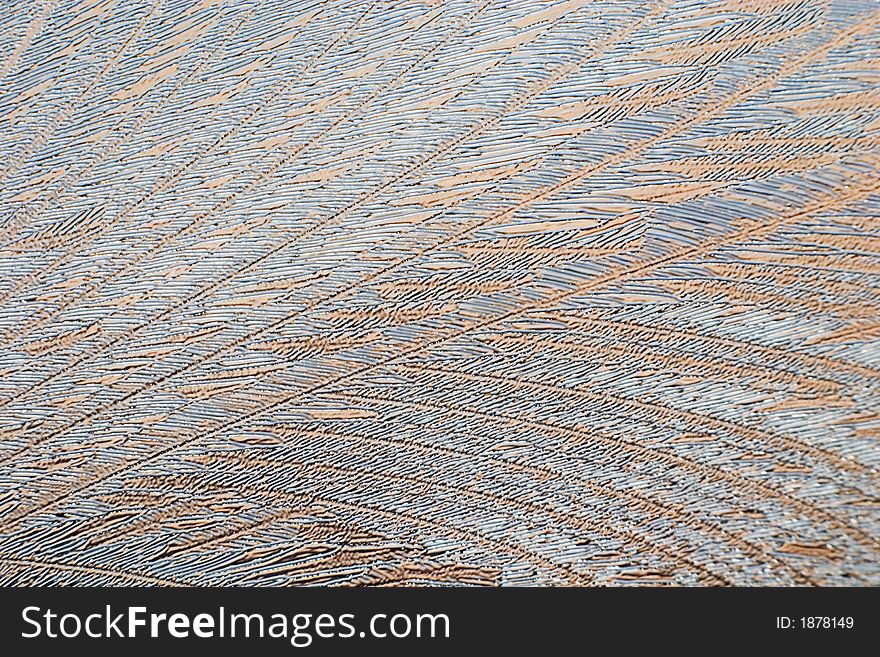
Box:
[5,5,867,481]
[0,0,166,181]
[6,12,880,549]
[1,0,270,244]
[202,450,733,585]
[164,421,815,584]
[0,0,59,82]
[0,0,495,343]
[0,0,376,305]
[0,0,622,346]
[0,0,673,450]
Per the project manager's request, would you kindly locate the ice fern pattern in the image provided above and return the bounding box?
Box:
[0,0,878,586]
